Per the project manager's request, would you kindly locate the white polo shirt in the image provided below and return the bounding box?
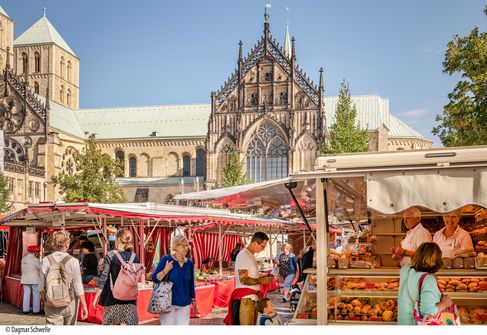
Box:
[433,226,473,258]
[235,248,259,300]
[400,223,432,267]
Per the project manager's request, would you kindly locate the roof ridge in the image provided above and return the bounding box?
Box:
[43,17,55,45]
[79,102,211,111]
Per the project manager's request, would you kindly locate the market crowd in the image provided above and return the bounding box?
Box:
[18,207,477,326]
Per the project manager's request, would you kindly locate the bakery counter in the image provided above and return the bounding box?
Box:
[329,268,487,277]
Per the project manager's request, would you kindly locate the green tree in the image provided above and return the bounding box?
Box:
[320,80,369,154]
[52,137,125,203]
[221,150,250,187]
[432,7,487,146]
[0,174,12,213]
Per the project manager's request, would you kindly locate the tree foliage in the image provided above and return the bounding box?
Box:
[221,149,250,187]
[0,174,12,213]
[52,137,125,203]
[432,7,487,146]
[320,80,369,154]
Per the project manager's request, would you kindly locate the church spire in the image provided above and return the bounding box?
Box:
[284,21,291,60]
[264,4,271,36]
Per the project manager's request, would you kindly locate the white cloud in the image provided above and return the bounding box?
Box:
[398,108,432,119]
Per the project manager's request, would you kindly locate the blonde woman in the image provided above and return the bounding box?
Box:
[152,235,198,325]
[40,231,88,325]
[93,229,143,325]
[276,243,298,302]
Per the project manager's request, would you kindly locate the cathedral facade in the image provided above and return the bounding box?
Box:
[0,7,432,210]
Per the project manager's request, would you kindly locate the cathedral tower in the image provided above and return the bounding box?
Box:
[14,12,79,110]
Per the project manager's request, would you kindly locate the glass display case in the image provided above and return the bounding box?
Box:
[325,269,487,324]
[291,268,318,324]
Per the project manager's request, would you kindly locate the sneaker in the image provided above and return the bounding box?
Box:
[22,311,29,315]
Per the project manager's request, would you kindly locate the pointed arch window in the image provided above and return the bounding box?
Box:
[183,154,191,176]
[216,142,234,185]
[34,82,40,94]
[67,60,71,81]
[129,156,137,177]
[67,89,71,107]
[34,52,41,72]
[60,85,64,103]
[115,150,125,177]
[246,122,288,182]
[296,135,317,172]
[22,53,28,74]
[196,148,205,177]
[60,56,65,78]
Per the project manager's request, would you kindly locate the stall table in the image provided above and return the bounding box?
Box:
[211,277,235,308]
[78,287,158,324]
[3,276,22,308]
[191,284,215,317]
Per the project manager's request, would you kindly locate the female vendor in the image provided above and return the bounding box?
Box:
[433,210,473,258]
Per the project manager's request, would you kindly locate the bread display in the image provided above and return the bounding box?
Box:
[458,306,487,325]
[437,277,487,293]
[328,297,398,322]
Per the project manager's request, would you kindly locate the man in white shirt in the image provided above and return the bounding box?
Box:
[392,207,432,267]
[433,210,473,258]
[234,232,274,325]
[40,231,88,325]
[21,246,41,314]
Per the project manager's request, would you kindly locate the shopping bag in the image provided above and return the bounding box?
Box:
[147,281,173,314]
[409,272,461,325]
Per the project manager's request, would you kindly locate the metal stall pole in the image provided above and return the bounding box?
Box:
[268,227,273,264]
[218,223,223,276]
[316,178,330,325]
[102,216,108,256]
[139,218,145,266]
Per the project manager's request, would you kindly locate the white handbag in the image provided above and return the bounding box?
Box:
[147,281,173,314]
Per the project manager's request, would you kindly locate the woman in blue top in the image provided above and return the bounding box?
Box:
[277,243,298,302]
[397,242,453,325]
[152,235,198,325]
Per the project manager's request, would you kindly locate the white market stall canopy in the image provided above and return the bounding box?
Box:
[367,167,487,214]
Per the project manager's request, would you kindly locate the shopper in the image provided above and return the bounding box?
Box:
[433,210,473,258]
[80,240,99,284]
[397,242,453,325]
[256,297,282,325]
[392,207,432,266]
[21,245,41,314]
[40,231,88,325]
[276,243,298,302]
[230,242,243,263]
[93,229,144,325]
[224,231,274,325]
[152,235,198,325]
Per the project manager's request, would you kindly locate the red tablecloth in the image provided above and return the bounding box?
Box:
[78,288,158,324]
[190,284,215,317]
[211,277,235,308]
[3,276,23,308]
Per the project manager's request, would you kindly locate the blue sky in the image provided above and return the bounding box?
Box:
[2,0,486,146]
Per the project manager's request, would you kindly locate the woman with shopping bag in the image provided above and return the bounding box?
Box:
[152,235,198,325]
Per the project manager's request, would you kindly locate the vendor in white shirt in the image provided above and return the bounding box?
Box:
[433,210,473,258]
[392,207,432,266]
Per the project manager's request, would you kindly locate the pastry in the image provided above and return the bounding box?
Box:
[382,310,393,321]
[351,299,362,308]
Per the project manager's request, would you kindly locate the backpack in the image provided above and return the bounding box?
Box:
[110,250,144,301]
[45,255,73,308]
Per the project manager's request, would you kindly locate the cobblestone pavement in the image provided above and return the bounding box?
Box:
[0,290,295,326]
